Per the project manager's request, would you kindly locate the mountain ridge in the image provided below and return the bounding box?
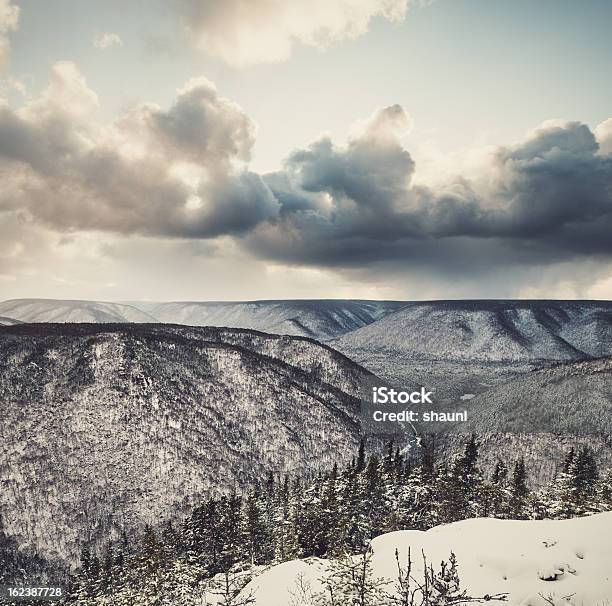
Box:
[0,298,407,340]
[130,299,407,340]
[0,299,158,324]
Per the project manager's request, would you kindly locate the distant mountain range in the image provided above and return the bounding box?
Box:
[0,323,378,568]
[2,297,611,401]
[3,299,610,358]
[0,298,405,340]
[0,299,157,324]
[132,299,406,339]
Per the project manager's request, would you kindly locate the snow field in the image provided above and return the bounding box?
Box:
[243,513,612,606]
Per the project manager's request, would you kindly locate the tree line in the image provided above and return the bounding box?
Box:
[40,437,612,604]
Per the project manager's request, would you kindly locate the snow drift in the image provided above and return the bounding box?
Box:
[244,513,612,606]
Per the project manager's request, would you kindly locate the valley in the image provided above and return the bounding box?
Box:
[1,297,611,579]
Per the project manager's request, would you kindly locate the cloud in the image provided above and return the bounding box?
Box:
[2,64,612,297]
[246,111,612,274]
[0,0,19,69]
[595,118,612,156]
[177,0,410,66]
[93,32,123,50]
[0,62,277,239]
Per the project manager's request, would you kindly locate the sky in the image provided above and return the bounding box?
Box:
[0,0,611,301]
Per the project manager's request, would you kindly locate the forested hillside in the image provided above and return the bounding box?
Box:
[332,299,612,398]
[0,324,380,572]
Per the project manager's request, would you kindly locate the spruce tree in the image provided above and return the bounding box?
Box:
[362,454,387,541]
[572,446,598,503]
[315,545,391,606]
[242,486,269,565]
[509,457,529,519]
[356,439,367,473]
[321,463,344,557]
[488,460,510,518]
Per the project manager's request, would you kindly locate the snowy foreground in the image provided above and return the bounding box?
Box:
[239,513,612,606]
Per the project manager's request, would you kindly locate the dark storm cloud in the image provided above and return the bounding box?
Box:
[246,114,612,270]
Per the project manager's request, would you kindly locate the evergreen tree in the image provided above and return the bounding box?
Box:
[419,436,436,483]
[275,478,302,562]
[339,463,364,551]
[572,446,598,503]
[487,460,510,518]
[242,486,269,565]
[383,441,395,475]
[598,468,612,510]
[435,436,482,523]
[542,446,600,517]
[315,545,391,606]
[509,457,529,519]
[356,439,367,473]
[218,494,244,571]
[562,447,575,474]
[492,460,508,486]
[362,454,387,540]
[321,464,344,557]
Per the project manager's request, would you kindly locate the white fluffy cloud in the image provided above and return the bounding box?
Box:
[178,0,410,66]
[93,32,123,50]
[595,118,612,156]
[0,0,19,68]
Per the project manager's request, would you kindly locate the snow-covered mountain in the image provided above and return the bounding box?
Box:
[333,299,612,363]
[332,299,612,397]
[245,513,612,606]
[0,298,406,339]
[132,299,406,340]
[0,323,377,568]
[0,299,157,323]
[0,315,21,325]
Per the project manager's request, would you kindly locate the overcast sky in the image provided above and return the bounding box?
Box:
[1,0,611,301]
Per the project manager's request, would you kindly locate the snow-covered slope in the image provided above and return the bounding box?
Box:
[435,357,612,484]
[245,513,612,606]
[134,299,406,340]
[333,300,612,363]
[0,315,21,325]
[0,299,157,323]
[331,300,612,397]
[459,357,612,437]
[0,323,377,568]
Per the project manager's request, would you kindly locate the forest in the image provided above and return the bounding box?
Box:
[2,435,605,605]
